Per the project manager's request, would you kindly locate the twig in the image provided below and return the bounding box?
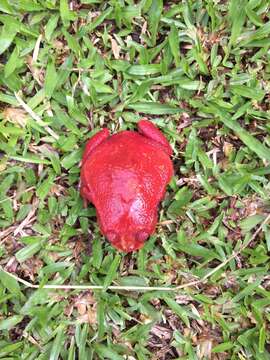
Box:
[14,92,59,140]
[1,214,269,292]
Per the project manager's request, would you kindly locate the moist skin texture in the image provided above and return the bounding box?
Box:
[80,119,173,252]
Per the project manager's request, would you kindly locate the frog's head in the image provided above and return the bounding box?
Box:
[97,192,157,253]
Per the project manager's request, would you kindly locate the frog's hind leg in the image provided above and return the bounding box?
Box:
[82,128,110,164]
[138,119,172,156]
[80,184,93,207]
[81,128,110,207]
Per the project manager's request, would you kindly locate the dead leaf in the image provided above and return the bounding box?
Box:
[64,304,74,317]
[223,142,234,157]
[77,302,86,315]
[150,325,172,341]
[87,307,97,325]
[21,257,43,281]
[140,21,148,44]
[26,56,44,85]
[197,338,213,359]
[139,314,152,324]
[5,256,18,273]
[77,307,97,325]
[73,291,97,324]
[3,108,28,127]
[0,155,7,172]
[111,37,120,59]
[141,21,147,35]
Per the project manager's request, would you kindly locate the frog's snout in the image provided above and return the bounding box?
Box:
[106,231,149,252]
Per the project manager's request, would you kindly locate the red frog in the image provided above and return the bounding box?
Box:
[80,119,173,252]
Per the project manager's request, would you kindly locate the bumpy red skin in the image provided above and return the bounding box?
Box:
[80,119,173,252]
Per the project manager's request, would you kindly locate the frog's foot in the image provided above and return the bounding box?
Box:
[138,119,172,156]
[80,185,92,205]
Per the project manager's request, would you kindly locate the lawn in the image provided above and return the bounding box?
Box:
[0,0,270,359]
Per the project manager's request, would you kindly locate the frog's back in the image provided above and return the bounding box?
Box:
[80,120,174,252]
[83,130,172,187]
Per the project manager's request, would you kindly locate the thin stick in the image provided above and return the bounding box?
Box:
[14,92,59,140]
[1,214,269,292]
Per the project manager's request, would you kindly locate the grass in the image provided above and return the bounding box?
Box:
[0,0,270,359]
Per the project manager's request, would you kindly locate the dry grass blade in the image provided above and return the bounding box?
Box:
[14,92,59,140]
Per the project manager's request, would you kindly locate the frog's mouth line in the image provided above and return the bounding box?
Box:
[104,230,149,252]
